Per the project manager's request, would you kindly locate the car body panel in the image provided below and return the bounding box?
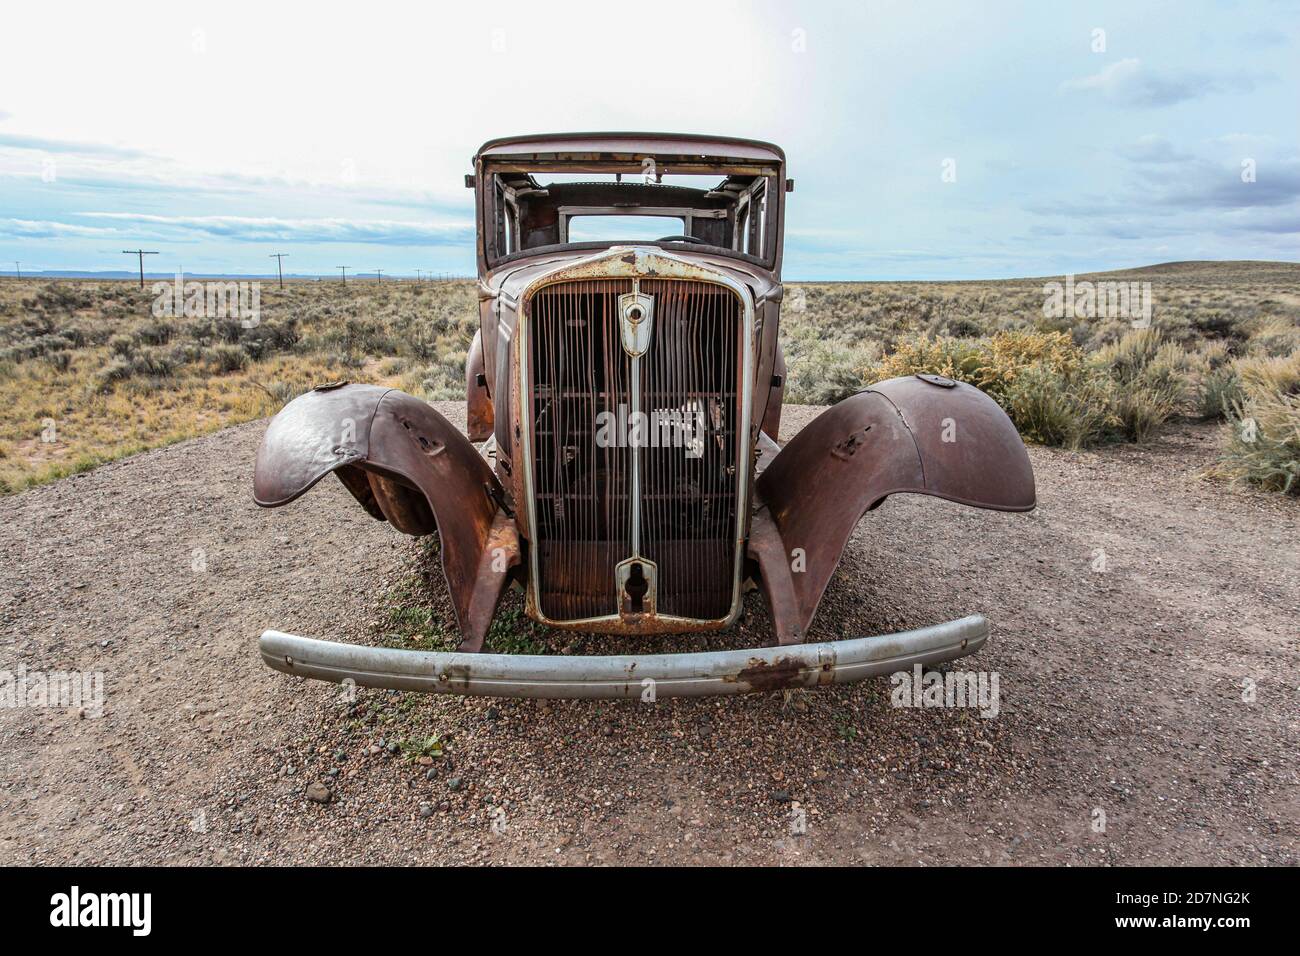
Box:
[753,376,1035,642]
[253,383,520,651]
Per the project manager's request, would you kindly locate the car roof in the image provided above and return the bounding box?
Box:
[475,132,785,165]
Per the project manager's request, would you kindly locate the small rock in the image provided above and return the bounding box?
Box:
[419,803,434,819]
[770,790,791,803]
[417,756,433,766]
[306,782,332,804]
[425,767,438,781]
[486,706,500,721]
[448,777,464,792]
[386,742,400,755]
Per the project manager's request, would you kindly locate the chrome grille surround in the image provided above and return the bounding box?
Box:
[517,247,755,632]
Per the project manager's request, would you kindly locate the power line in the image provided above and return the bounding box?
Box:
[269,253,288,289]
[122,249,159,289]
[374,269,384,283]
[13,261,20,280]
[337,265,349,284]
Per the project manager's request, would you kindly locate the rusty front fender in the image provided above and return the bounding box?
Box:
[466,328,494,442]
[752,375,1035,643]
[253,382,520,651]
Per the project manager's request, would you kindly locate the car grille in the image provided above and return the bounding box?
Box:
[528,277,744,622]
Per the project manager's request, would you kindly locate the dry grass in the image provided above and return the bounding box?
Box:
[0,277,477,493]
[783,262,1300,487]
[2,260,1297,495]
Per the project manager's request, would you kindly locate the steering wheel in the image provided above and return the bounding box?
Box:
[656,235,706,244]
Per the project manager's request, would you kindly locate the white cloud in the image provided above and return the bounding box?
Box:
[0,218,120,239]
[77,212,474,245]
[1061,58,1267,108]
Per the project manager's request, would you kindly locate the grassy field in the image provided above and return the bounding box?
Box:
[1,260,1298,495]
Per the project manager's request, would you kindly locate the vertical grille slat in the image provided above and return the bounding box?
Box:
[530,278,743,623]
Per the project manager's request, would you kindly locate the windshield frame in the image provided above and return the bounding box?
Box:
[475,156,785,275]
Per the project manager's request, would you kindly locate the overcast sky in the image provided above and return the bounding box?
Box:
[1,0,1297,279]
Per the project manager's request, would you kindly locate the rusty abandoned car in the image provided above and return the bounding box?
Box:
[253,133,1036,698]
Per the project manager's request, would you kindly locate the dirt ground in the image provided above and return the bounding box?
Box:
[1,403,1296,866]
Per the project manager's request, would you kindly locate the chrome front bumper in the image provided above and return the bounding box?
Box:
[259,614,988,699]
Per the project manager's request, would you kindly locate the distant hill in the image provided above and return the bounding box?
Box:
[1074,260,1300,281]
[0,261,1295,284]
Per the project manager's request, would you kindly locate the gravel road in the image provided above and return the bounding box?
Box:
[1,403,1296,865]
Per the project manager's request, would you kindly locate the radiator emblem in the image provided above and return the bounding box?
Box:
[618,290,655,357]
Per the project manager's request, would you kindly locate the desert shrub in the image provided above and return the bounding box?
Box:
[1246,319,1300,359]
[1094,331,1189,441]
[238,318,300,361]
[865,330,1119,447]
[109,333,135,357]
[32,283,95,314]
[983,330,1085,391]
[1080,317,1134,352]
[1094,328,1162,381]
[246,379,303,410]
[1233,352,1300,400]
[56,326,88,348]
[130,347,178,378]
[1108,378,1181,442]
[1144,310,1192,348]
[871,330,1083,400]
[870,334,990,388]
[44,351,72,373]
[96,357,135,387]
[783,327,880,405]
[327,317,395,357]
[934,315,986,338]
[1196,340,1233,369]
[170,343,203,365]
[2,331,76,361]
[135,319,175,346]
[1216,393,1300,494]
[409,349,470,401]
[1192,309,1245,340]
[1001,364,1115,450]
[377,356,410,377]
[205,344,248,373]
[215,318,245,344]
[1197,366,1243,421]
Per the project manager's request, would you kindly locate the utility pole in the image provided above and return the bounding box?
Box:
[269,253,288,289]
[337,266,349,284]
[374,269,384,283]
[13,262,20,279]
[122,250,159,289]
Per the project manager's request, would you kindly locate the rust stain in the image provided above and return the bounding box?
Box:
[736,656,807,692]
